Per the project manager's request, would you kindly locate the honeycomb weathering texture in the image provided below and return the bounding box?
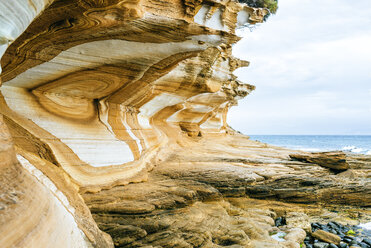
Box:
[1,1,370,248]
[0,1,261,247]
[0,0,259,190]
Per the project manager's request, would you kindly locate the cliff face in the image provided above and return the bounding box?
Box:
[0,1,370,248]
[0,1,265,247]
[0,0,262,191]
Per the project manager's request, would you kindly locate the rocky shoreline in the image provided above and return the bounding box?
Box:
[0,0,370,247]
[273,217,371,248]
[308,222,370,248]
[84,134,371,247]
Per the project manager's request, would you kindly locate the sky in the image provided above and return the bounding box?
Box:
[228,0,371,135]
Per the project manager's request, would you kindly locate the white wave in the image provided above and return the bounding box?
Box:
[353,148,365,153]
[341,146,368,154]
[359,222,371,230]
[294,146,370,155]
[343,145,356,150]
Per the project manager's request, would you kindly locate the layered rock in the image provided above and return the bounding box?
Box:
[0,115,112,247]
[290,151,350,171]
[83,134,371,247]
[0,0,264,247]
[0,1,370,248]
[0,0,261,191]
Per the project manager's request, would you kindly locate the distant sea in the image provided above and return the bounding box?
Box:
[249,135,371,155]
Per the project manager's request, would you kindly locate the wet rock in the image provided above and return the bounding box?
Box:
[344,236,355,241]
[275,217,287,226]
[344,238,354,243]
[363,239,371,246]
[312,223,321,229]
[312,230,341,245]
[339,242,348,248]
[314,242,330,248]
[349,240,359,246]
[359,242,370,248]
[328,222,341,232]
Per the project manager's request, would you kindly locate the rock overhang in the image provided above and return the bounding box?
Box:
[0,0,262,189]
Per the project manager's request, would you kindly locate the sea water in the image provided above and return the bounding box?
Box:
[252,135,371,230]
[249,135,371,155]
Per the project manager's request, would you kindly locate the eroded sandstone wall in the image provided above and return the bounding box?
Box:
[0,0,264,191]
[1,1,370,248]
[0,0,267,247]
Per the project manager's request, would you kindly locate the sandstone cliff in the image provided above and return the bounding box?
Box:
[0,1,370,248]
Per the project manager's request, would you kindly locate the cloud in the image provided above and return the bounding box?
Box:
[229,0,371,134]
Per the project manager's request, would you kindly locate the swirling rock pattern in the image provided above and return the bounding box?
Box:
[0,1,370,248]
[0,115,112,247]
[0,0,256,190]
[0,0,258,246]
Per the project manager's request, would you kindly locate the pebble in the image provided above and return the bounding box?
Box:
[274,217,286,227]
[339,242,348,248]
[359,243,370,248]
[363,239,371,246]
[312,229,341,245]
[345,236,355,240]
[304,221,371,248]
[329,222,338,228]
[344,238,353,243]
[314,243,330,248]
[313,223,321,229]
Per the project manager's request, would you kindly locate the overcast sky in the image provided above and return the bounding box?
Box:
[228,0,371,135]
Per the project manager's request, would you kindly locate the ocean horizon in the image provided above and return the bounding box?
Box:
[248,135,371,155]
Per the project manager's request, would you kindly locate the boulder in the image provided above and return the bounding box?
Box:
[284,228,306,244]
[290,151,349,170]
[312,230,341,245]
